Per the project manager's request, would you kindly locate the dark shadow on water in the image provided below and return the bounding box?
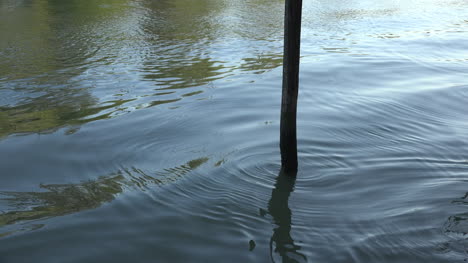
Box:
[442,192,468,260]
[267,170,307,263]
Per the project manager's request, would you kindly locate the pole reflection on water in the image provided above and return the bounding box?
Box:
[267,170,307,263]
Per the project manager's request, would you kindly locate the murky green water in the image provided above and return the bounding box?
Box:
[1,0,467,262]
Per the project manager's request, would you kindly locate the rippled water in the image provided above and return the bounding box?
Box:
[1,0,468,262]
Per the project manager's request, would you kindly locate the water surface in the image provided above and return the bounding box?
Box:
[1,0,468,262]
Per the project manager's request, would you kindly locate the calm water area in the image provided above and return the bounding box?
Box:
[1,0,468,262]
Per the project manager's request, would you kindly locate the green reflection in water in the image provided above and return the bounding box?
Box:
[0,0,138,139]
[0,157,209,235]
[241,54,283,74]
[0,175,124,227]
[0,0,132,80]
[1,0,286,141]
[0,98,135,138]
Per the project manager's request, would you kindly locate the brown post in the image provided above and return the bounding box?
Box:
[280,0,302,175]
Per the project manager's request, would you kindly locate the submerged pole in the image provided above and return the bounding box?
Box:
[280,0,302,174]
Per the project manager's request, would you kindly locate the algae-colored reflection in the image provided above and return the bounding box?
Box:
[0,97,135,138]
[1,0,286,137]
[0,0,132,80]
[241,54,283,74]
[138,0,229,91]
[0,0,138,139]
[0,175,124,227]
[137,0,284,91]
[0,157,209,235]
